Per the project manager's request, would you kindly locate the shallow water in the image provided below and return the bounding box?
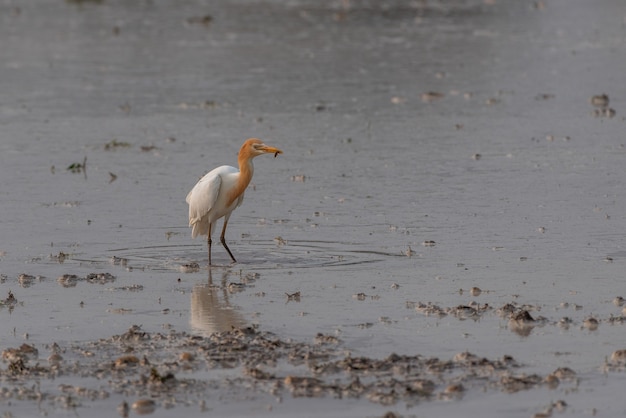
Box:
[1,0,626,416]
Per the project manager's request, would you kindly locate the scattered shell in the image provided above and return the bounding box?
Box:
[470,287,482,296]
[610,349,626,363]
[104,139,131,150]
[2,344,38,362]
[314,333,339,345]
[244,367,274,380]
[108,308,133,314]
[117,401,129,418]
[48,353,64,364]
[558,317,573,329]
[485,97,500,105]
[444,383,465,394]
[227,282,246,293]
[590,94,609,107]
[114,355,140,368]
[551,367,576,380]
[535,93,555,100]
[57,274,79,288]
[592,107,616,118]
[284,376,325,397]
[110,256,128,266]
[583,317,599,330]
[510,310,535,323]
[500,374,543,393]
[421,91,445,102]
[285,291,301,302]
[543,374,559,388]
[18,274,36,287]
[179,352,194,362]
[185,15,213,27]
[179,262,200,273]
[131,399,156,415]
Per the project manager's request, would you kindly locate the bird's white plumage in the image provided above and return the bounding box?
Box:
[186,165,245,239]
[185,138,282,265]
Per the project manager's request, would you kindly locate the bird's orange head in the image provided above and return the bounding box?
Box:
[240,138,283,160]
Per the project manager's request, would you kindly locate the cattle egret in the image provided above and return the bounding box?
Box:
[186,138,283,265]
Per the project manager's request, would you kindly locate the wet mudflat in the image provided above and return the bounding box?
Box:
[1,0,626,417]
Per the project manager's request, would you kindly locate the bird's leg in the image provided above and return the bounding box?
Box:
[220,219,237,263]
[207,223,213,266]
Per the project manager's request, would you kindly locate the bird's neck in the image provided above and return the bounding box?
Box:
[226,157,254,207]
[238,156,254,188]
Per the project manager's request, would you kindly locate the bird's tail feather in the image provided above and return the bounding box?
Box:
[190,218,210,239]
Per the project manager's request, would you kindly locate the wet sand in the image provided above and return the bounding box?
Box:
[1,0,626,416]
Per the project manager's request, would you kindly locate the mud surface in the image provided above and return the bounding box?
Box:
[1,0,626,417]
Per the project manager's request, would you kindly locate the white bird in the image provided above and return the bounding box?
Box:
[186,138,283,265]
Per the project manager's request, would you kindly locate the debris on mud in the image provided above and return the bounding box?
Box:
[66,156,87,176]
[590,93,616,118]
[421,92,445,102]
[408,300,623,336]
[0,324,599,414]
[57,272,116,288]
[0,290,19,310]
[104,139,131,151]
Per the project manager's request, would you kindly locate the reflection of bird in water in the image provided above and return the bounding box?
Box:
[186,138,283,265]
[190,269,246,335]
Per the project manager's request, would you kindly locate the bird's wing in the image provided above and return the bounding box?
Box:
[186,165,238,226]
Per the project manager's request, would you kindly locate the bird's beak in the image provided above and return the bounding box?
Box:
[259,144,283,158]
